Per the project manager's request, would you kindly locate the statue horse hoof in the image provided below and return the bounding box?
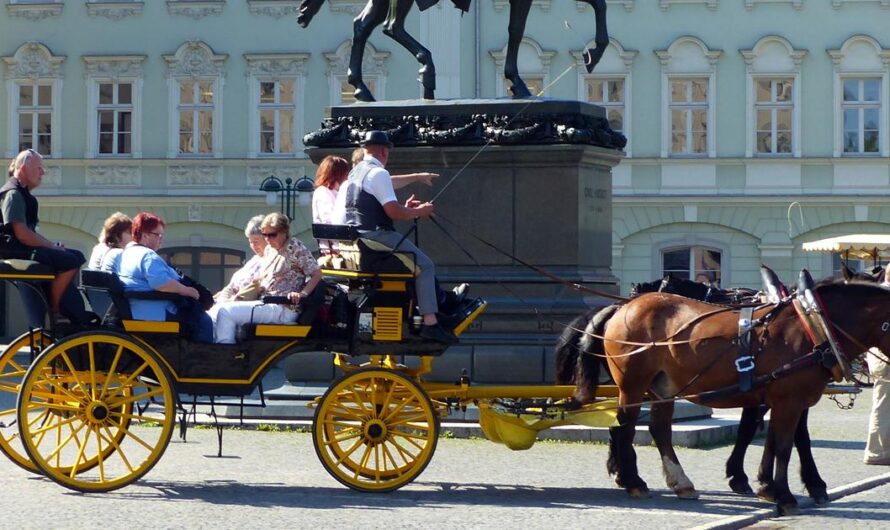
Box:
[509,80,532,99]
[728,477,754,495]
[352,84,376,103]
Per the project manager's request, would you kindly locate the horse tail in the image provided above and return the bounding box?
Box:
[554,310,597,385]
[573,304,621,403]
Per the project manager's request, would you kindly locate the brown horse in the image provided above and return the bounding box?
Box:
[600,279,890,515]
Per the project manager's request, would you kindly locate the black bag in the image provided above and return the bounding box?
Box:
[180,275,214,311]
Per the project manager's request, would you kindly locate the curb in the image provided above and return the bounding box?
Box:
[688,471,890,530]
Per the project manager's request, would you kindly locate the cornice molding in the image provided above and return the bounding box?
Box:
[244,53,310,78]
[82,55,147,79]
[86,1,144,20]
[6,2,63,21]
[247,0,299,17]
[166,0,224,19]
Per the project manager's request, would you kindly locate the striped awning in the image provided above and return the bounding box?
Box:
[801,234,890,259]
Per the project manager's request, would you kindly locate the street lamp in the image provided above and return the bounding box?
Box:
[259,174,314,220]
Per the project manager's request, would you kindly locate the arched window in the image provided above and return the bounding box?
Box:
[662,245,722,286]
[159,247,245,293]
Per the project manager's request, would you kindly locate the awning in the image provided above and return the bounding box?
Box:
[801,234,890,259]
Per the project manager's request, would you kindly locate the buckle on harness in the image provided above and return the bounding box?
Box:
[735,356,755,373]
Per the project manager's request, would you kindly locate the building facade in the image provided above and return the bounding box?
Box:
[2,0,890,339]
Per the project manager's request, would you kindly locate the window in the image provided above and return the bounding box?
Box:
[178,80,215,155]
[755,79,793,154]
[662,246,722,286]
[258,81,296,155]
[325,40,388,105]
[586,78,625,133]
[829,35,890,158]
[670,78,708,155]
[160,247,245,294]
[16,81,53,155]
[97,82,133,155]
[842,78,881,154]
[164,41,227,158]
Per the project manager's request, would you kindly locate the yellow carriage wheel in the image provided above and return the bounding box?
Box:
[17,332,175,492]
[0,329,52,472]
[313,368,439,492]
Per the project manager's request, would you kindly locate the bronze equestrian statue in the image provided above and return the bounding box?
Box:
[297,0,609,102]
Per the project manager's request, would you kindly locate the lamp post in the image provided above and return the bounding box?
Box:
[259,174,315,220]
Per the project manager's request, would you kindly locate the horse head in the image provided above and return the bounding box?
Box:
[814,280,890,361]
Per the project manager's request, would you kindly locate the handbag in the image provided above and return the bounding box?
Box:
[234,253,282,302]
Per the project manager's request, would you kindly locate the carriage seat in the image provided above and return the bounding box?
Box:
[0,259,55,281]
[313,223,416,279]
[80,269,183,333]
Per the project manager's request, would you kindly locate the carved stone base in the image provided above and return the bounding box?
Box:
[301,98,623,383]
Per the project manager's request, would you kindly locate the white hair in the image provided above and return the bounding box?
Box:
[7,149,41,177]
[244,214,265,238]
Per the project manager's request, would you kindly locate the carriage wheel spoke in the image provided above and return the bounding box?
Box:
[355,443,373,480]
[59,352,89,396]
[387,413,429,428]
[102,425,135,473]
[68,426,92,479]
[333,437,365,465]
[99,345,125,401]
[88,343,97,400]
[107,417,154,453]
[381,443,403,475]
[382,394,417,423]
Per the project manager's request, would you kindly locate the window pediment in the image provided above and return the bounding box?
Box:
[164,41,228,78]
[3,42,65,79]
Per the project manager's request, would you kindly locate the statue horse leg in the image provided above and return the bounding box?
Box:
[297,0,325,27]
[581,0,609,72]
[383,0,436,100]
[504,0,533,98]
[725,405,766,495]
[649,400,698,498]
[794,409,829,504]
[348,0,389,102]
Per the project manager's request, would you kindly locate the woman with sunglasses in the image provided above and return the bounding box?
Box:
[214,212,322,343]
[117,212,213,342]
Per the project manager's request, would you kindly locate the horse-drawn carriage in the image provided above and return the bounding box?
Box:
[0,223,620,494]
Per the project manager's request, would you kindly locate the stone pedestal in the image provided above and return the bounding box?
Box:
[282,99,624,386]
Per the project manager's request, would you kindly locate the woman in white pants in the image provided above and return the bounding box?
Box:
[214,213,322,343]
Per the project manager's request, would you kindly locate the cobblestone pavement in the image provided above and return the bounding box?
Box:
[0,390,887,529]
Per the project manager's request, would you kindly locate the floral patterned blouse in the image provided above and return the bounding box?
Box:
[261,236,320,296]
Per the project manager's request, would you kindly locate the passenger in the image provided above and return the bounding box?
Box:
[117,212,213,343]
[88,212,132,272]
[213,213,322,344]
[333,130,456,343]
[313,156,351,258]
[213,215,268,303]
[1,149,90,324]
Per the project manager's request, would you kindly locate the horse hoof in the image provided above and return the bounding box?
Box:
[756,486,776,503]
[675,487,699,500]
[728,478,754,495]
[628,487,651,499]
[777,503,800,516]
[810,490,829,505]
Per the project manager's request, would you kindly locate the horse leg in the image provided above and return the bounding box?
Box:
[763,406,803,516]
[794,409,829,504]
[726,405,765,495]
[756,420,777,502]
[580,0,609,72]
[505,0,533,98]
[608,394,649,497]
[383,0,436,100]
[650,401,697,499]
[348,0,388,102]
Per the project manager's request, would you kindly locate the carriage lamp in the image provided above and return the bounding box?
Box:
[259,175,314,220]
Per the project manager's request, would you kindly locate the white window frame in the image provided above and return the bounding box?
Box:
[741,36,806,158]
[667,77,710,157]
[3,43,65,159]
[574,38,637,156]
[245,53,308,158]
[656,242,727,287]
[324,40,388,105]
[83,55,145,159]
[163,41,227,159]
[656,36,721,159]
[840,77,883,155]
[490,37,555,98]
[828,35,890,158]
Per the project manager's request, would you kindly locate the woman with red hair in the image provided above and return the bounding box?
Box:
[117,212,212,342]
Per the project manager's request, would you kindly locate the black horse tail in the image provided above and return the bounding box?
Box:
[573,304,620,403]
[554,310,598,385]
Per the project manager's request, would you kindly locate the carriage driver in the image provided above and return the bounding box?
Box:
[334,130,457,344]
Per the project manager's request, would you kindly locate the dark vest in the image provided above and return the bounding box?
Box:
[0,177,39,253]
[342,160,395,232]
